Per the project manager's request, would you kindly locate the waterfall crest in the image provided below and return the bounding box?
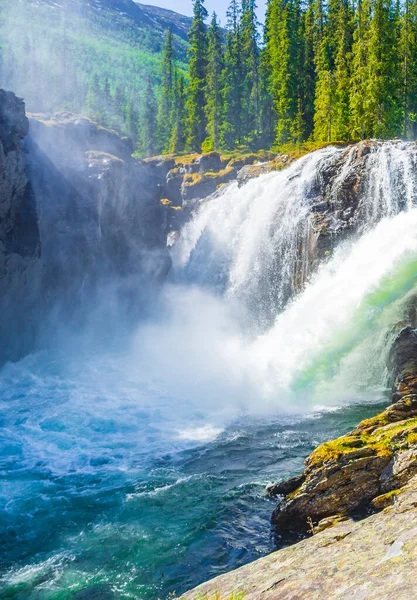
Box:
[158,141,417,408]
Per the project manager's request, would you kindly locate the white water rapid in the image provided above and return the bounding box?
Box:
[4,141,417,600]
[135,141,417,414]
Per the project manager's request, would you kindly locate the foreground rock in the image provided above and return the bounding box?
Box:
[182,475,417,600]
[0,91,41,363]
[269,326,417,534]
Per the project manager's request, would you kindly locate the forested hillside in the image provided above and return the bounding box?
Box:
[2,0,417,157]
[153,0,417,157]
[0,0,189,147]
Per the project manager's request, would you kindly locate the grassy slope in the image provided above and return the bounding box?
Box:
[0,0,189,135]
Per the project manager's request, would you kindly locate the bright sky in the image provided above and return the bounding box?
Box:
[147,0,267,26]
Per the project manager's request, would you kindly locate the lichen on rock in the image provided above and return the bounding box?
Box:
[270,325,417,535]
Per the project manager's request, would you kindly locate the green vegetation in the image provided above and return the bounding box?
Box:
[308,413,417,466]
[144,0,417,157]
[3,0,417,157]
[0,0,188,144]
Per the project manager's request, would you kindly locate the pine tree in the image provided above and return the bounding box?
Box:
[350,0,372,139]
[241,0,261,143]
[204,13,224,151]
[185,0,209,152]
[313,35,334,141]
[139,78,158,157]
[301,0,317,139]
[400,0,417,138]
[258,43,275,148]
[332,0,354,140]
[367,0,402,138]
[157,28,175,153]
[220,0,244,149]
[170,71,187,153]
[266,0,301,145]
[314,0,353,142]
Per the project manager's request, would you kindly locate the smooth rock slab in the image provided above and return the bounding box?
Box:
[182,476,417,600]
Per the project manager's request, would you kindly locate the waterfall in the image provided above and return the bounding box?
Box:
[172,147,343,326]
[151,141,417,409]
[4,141,417,599]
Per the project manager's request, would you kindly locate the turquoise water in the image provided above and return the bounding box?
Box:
[0,349,387,599]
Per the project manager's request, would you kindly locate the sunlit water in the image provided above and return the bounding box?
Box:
[3,143,417,598]
[0,351,387,599]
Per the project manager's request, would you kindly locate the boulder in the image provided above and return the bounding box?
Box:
[270,325,417,536]
[182,475,417,600]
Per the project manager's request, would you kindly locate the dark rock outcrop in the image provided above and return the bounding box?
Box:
[0,91,41,363]
[270,325,417,536]
[27,112,171,323]
[0,96,171,364]
[147,150,278,230]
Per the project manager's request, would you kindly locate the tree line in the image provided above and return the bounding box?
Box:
[139,0,417,157]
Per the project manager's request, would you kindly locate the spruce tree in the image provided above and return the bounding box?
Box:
[400,0,417,138]
[241,0,261,143]
[313,34,334,142]
[349,0,372,139]
[258,43,276,148]
[157,28,175,153]
[301,0,318,139]
[314,0,353,141]
[185,0,209,152]
[220,0,244,149]
[170,71,187,153]
[332,0,354,140]
[367,0,402,138]
[139,78,158,157]
[266,0,301,145]
[204,13,224,151]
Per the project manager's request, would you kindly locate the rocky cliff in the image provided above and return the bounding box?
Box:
[28,112,171,321]
[0,90,41,363]
[182,473,417,600]
[181,314,417,600]
[267,321,417,537]
[0,93,171,363]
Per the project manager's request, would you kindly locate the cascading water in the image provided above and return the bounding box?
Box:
[172,146,343,326]
[3,141,417,599]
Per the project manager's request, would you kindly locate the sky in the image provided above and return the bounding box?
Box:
[147,0,267,26]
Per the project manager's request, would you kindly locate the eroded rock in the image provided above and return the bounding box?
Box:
[0,90,41,363]
[182,475,417,600]
[270,326,417,536]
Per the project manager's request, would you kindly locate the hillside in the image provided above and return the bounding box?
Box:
[0,0,190,139]
[137,2,193,40]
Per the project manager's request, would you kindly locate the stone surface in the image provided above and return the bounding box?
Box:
[27,112,171,320]
[269,325,417,535]
[0,90,41,363]
[182,476,417,600]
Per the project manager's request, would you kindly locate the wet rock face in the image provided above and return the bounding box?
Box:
[269,326,417,536]
[28,113,171,318]
[0,91,41,363]
[1,98,172,363]
[389,327,417,402]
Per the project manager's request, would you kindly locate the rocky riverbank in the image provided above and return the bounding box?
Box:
[182,310,417,599]
[183,473,417,600]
